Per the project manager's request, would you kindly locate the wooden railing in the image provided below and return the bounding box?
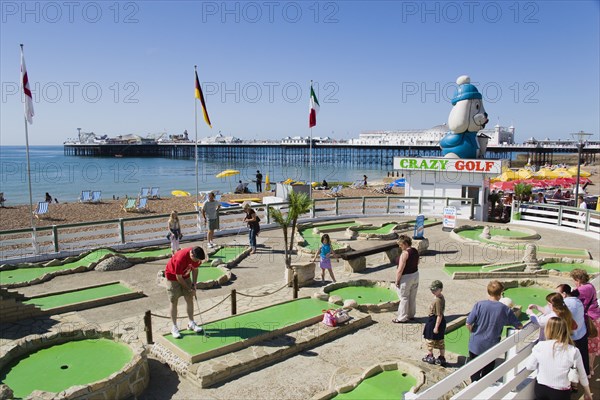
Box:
[511,201,600,234]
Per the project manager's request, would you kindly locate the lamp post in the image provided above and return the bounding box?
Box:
[571,131,592,207]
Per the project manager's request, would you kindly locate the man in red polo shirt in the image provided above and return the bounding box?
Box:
[165,246,207,338]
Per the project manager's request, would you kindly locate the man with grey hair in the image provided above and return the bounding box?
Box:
[202,192,221,248]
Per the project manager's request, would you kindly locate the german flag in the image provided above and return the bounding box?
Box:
[195,70,211,128]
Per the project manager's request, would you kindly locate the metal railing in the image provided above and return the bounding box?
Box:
[0,196,474,263]
[511,201,600,233]
[406,323,540,400]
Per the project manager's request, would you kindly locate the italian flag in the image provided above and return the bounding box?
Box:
[309,84,319,128]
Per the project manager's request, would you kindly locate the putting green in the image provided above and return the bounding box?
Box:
[442,264,517,275]
[0,338,133,399]
[200,247,244,267]
[164,298,331,357]
[456,229,588,257]
[354,223,398,235]
[541,263,598,273]
[23,283,133,311]
[328,286,398,304]
[197,266,226,281]
[300,222,356,250]
[445,287,550,357]
[0,247,171,285]
[333,369,416,399]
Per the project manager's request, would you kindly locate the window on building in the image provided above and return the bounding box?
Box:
[461,186,480,205]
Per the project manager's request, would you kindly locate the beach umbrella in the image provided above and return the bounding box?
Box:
[491,181,515,191]
[548,169,573,179]
[567,166,591,177]
[265,174,271,191]
[516,169,532,180]
[171,190,190,197]
[215,169,240,178]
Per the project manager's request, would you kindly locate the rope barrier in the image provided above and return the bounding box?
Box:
[150,293,232,320]
[235,281,290,298]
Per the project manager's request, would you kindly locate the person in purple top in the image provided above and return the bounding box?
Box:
[571,269,600,376]
[466,280,523,382]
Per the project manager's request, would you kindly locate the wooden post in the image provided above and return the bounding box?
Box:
[144,310,153,344]
[52,225,59,253]
[293,273,299,299]
[231,289,237,315]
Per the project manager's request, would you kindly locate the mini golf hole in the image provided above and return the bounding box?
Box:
[401,373,407,377]
[60,365,69,370]
[7,276,12,278]
[358,295,362,298]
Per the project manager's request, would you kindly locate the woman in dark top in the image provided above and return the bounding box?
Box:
[392,234,420,323]
[243,203,260,254]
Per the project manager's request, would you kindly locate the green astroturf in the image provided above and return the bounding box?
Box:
[328,286,398,304]
[355,223,398,234]
[164,298,331,356]
[300,222,356,251]
[456,229,588,257]
[541,263,599,273]
[23,283,133,311]
[0,247,171,285]
[0,339,133,399]
[197,266,226,281]
[503,287,551,309]
[443,264,523,275]
[333,370,416,400]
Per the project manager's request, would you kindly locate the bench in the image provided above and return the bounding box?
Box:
[340,241,399,273]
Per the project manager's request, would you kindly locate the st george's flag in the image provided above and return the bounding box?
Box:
[20,46,34,124]
[195,70,211,128]
[309,84,319,128]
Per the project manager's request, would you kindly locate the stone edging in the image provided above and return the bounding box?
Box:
[0,329,148,400]
[314,279,399,313]
[345,222,407,240]
[0,245,171,289]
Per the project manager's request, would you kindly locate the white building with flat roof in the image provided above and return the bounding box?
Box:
[349,124,515,146]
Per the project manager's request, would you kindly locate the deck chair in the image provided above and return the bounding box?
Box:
[91,191,102,203]
[149,187,160,199]
[326,185,343,197]
[34,201,49,219]
[123,198,137,212]
[79,190,92,202]
[139,187,150,198]
[135,197,149,212]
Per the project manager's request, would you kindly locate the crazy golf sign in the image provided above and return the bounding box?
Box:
[393,157,503,174]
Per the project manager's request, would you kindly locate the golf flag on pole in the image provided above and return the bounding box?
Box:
[20,46,34,124]
[309,83,319,128]
[195,70,211,128]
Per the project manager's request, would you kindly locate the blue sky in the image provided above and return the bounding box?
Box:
[1,0,599,145]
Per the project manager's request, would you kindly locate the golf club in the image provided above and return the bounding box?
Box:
[194,292,209,338]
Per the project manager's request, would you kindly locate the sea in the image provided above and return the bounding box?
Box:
[0,146,387,205]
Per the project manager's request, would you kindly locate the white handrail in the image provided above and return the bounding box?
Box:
[406,323,539,400]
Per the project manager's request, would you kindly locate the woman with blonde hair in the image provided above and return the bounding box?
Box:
[571,268,600,376]
[527,292,576,340]
[526,317,592,400]
[167,210,182,255]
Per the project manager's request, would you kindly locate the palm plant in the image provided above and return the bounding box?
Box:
[268,191,313,269]
[513,183,532,202]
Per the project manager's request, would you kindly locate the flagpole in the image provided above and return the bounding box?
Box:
[309,80,313,197]
[194,65,199,209]
[21,44,38,253]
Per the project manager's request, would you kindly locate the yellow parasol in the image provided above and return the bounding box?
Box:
[216,169,240,178]
[532,168,553,179]
[516,169,532,180]
[171,190,190,197]
[567,166,591,177]
[548,169,572,179]
[265,174,271,191]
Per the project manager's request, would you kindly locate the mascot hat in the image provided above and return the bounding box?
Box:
[451,75,482,105]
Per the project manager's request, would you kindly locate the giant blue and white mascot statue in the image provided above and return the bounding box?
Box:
[440,75,489,159]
